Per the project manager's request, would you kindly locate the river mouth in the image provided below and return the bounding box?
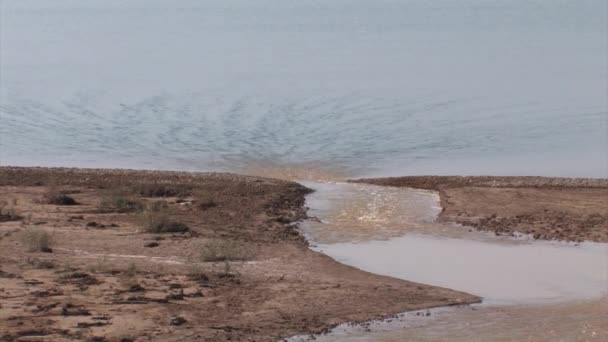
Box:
[293,180,608,339]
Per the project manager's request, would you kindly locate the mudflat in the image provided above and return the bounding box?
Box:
[0,167,478,342]
[352,176,608,242]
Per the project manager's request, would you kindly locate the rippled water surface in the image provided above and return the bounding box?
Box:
[1,0,606,177]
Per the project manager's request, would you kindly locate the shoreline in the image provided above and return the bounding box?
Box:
[2,167,606,340]
[351,175,608,243]
[0,166,479,341]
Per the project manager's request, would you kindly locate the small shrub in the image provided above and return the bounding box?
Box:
[209,260,240,280]
[196,193,217,210]
[124,262,138,278]
[217,260,234,278]
[186,263,209,282]
[86,256,109,274]
[199,239,250,262]
[99,191,143,213]
[21,228,52,253]
[58,271,99,285]
[25,257,55,269]
[119,262,141,289]
[0,200,23,222]
[152,221,189,233]
[140,203,189,233]
[43,187,77,205]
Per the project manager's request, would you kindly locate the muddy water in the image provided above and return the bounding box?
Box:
[315,234,607,305]
[289,298,608,341]
[299,181,443,243]
[294,181,608,340]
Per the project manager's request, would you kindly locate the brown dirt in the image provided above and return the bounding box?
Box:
[0,167,479,342]
[351,176,608,242]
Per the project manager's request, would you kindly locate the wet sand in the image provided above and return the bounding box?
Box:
[0,167,478,341]
[352,176,608,242]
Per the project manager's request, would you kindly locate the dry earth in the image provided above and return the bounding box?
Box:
[0,167,479,342]
[351,176,608,242]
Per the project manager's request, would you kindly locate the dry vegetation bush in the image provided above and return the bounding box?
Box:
[195,191,218,210]
[199,239,251,262]
[184,239,250,281]
[140,201,189,233]
[21,228,52,252]
[99,190,143,213]
[186,262,210,281]
[0,199,22,222]
[133,182,192,198]
[86,258,107,274]
[43,186,78,205]
[86,258,142,277]
[119,262,142,289]
[24,257,56,269]
[214,260,239,278]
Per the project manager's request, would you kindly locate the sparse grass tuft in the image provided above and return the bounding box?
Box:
[99,190,143,213]
[124,262,138,277]
[21,228,53,253]
[199,239,251,262]
[186,263,210,282]
[25,257,55,269]
[0,200,23,222]
[140,202,189,233]
[86,256,110,274]
[119,262,141,289]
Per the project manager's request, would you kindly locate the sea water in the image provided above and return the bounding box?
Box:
[1,0,606,178]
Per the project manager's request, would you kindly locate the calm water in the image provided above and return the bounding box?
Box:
[1,0,606,177]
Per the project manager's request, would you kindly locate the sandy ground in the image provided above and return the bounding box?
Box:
[352,176,608,242]
[0,167,479,342]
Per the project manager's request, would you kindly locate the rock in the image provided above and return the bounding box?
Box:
[48,194,78,205]
[144,242,159,248]
[274,216,292,224]
[170,316,187,326]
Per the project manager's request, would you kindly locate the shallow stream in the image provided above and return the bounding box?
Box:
[291,181,608,340]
